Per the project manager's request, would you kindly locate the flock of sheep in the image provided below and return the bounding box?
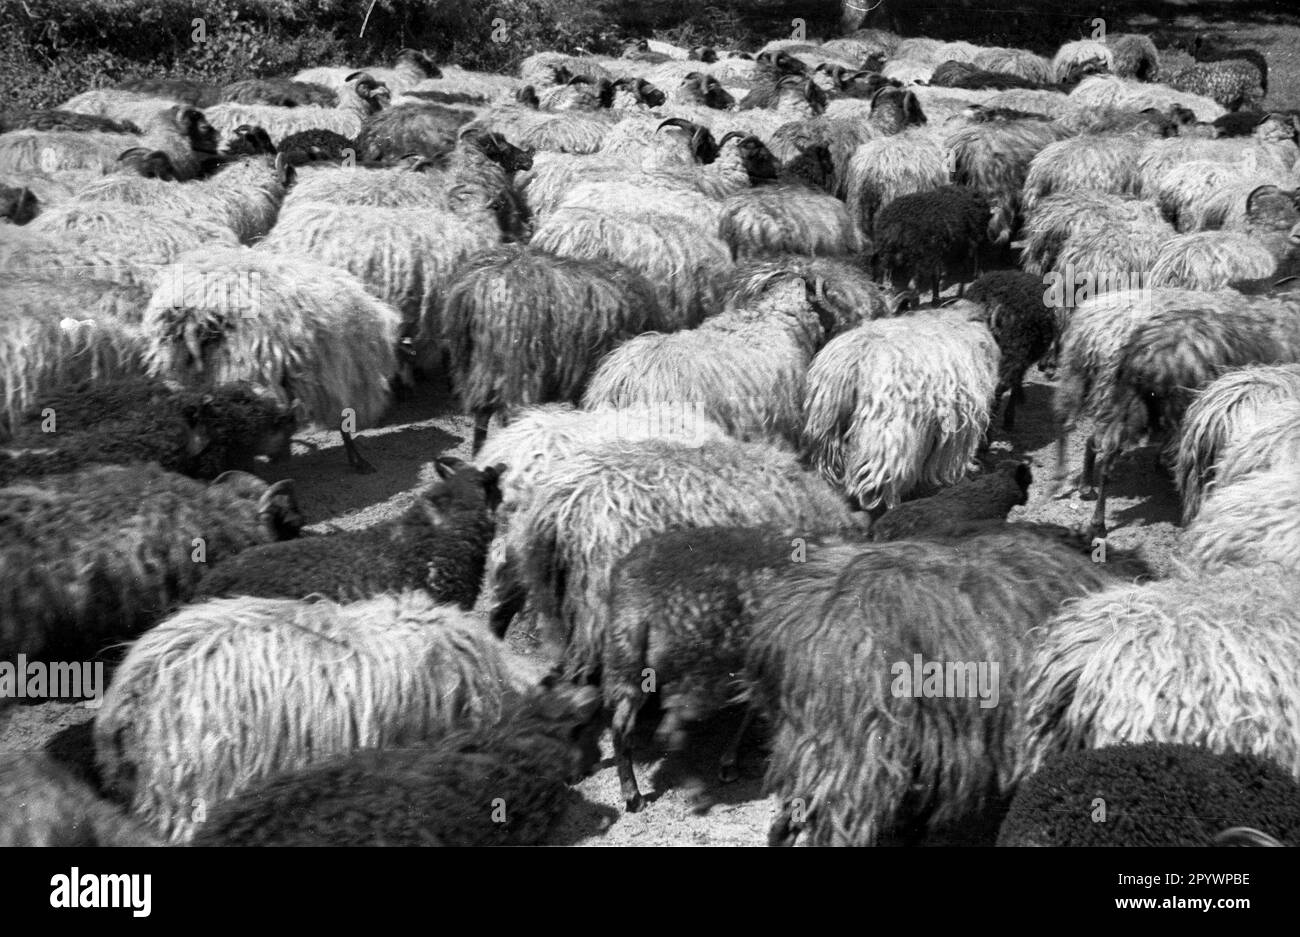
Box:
[1,21,1299,847]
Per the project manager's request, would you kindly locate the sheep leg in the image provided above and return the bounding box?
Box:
[612,701,644,813]
[1087,451,1114,541]
[341,430,376,474]
[718,706,755,783]
[1002,381,1021,432]
[768,802,801,847]
[931,268,941,306]
[1077,435,1098,500]
[488,584,526,639]
[471,409,491,456]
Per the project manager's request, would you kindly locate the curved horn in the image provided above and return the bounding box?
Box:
[657,117,697,133]
[718,130,747,146]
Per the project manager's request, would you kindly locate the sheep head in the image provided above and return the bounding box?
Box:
[459,127,533,172]
[516,85,541,109]
[173,105,219,154]
[345,72,392,113]
[689,46,718,63]
[657,117,719,164]
[718,130,779,184]
[395,48,442,79]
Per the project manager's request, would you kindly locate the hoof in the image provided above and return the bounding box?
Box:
[718,762,739,784]
[351,458,377,475]
[1086,521,1108,541]
[1077,486,1098,502]
[624,793,643,813]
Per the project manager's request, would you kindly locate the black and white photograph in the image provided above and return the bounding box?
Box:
[0,0,1296,883]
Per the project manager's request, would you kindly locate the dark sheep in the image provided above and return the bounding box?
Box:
[0,377,296,485]
[868,461,1032,542]
[963,269,1061,429]
[193,457,503,608]
[189,681,603,846]
[999,743,1300,846]
[873,185,990,304]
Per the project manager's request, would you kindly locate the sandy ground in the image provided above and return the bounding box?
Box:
[1,9,1294,847]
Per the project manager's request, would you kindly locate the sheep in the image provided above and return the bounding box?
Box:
[294,49,444,95]
[0,377,295,484]
[1184,461,1300,572]
[605,526,852,812]
[530,208,733,329]
[1137,133,1296,198]
[871,185,991,304]
[929,60,1038,91]
[750,527,1124,847]
[581,272,837,448]
[1050,39,1113,83]
[1166,60,1265,111]
[1019,568,1300,780]
[275,127,355,165]
[58,89,185,130]
[202,73,391,147]
[189,681,602,847]
[866,460,1031,542]
[961,270,1061,429]
[193,456,502,607]
[1021,134,1144,214]
[1186,36,1270,96]
[842,131,947,240]
[258,201,497,372]
[0,274,152,433]
[945,117,1068,245]
[802,308,999,511]
[716,184,862,258]
[497,436,864,679]
[141,247,403,472]
[0,754,160,847]
[26,202,240,255]
[441,245,663,453]
[1174,364,1300,521]
[672,71,737,110]
[999,744,1300,846]
[70,147,294,245]
[1105,34,1160,81]
[111,77,222,107]
[519,52,613,88]
[981,88,1086,121]
[1035,196,1175,283]
[0,105,218,180]
[219,78,337,108]
[352,100,478,163]
[1151,162,1291,233]
[0,464,300,664]
[972,48,1053,85]
[725,253,894,325]
[1080,294,1300,536]
[1148,231,1280,290]
[94,590,524,843]
[1020,192,1160,276]
[1068,74,1226,123]
[0,109,142,135]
